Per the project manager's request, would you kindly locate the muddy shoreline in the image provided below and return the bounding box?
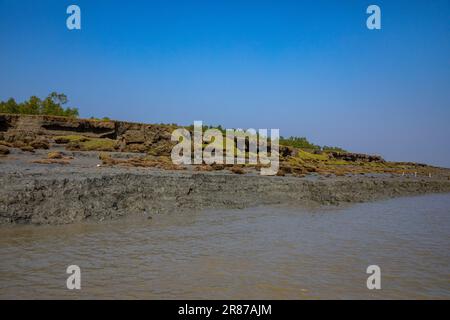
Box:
[1,114,450,225]
[1,149,450,225]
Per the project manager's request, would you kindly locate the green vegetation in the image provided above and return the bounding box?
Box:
[280,136,347,153]
[296,149,329,161]
[0,93,79,117]
[54,135,117,151]
[89,116,111,121]
[280,136,320,150]
[189,126,347,154]
[54,135,89,143]
[322,146,348,153]
[81,138,117,151]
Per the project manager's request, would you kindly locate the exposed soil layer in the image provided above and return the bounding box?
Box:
[1,148,450,225]
[1,114,450,225]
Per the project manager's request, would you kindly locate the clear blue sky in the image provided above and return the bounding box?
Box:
[1,0,449,167]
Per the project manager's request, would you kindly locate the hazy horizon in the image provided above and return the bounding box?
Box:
[1,0,449,167]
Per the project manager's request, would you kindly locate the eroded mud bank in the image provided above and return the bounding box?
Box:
[1,164,450,225]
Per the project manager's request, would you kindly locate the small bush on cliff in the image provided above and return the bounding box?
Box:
[280,136,347,153]
[0,93,79,117]
[322,146,348,153]
[280,136,320,150]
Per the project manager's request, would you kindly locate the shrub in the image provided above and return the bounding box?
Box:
[80,138,117,151]
[280,136,320,150]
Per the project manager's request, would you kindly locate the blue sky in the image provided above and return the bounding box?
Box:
[1,0,449,167]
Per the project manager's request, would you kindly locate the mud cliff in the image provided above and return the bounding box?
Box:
[1,163,450,225]
[0,114,175,154]
[1,114,450,226]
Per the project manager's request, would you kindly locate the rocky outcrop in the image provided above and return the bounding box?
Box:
[0,114,113,140]
[0,114,388,162]
[0,114,175,154]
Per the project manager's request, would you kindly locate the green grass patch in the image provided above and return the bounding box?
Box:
[326,159,350,166]
[80,138,117,151]
[296,150,329,161]
[55,135,89,143]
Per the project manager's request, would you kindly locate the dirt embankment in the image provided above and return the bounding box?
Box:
[2,113,448,177]
[1,159,450,225]
[0,113,176,155]
[1,114,450,225]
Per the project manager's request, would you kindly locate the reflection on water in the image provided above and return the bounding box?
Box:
[1,194,449,299]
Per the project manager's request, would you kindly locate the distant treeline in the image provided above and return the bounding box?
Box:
[279,136,347,153]
[0,92,79,117]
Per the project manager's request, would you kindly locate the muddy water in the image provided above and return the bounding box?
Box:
[1,194,449,299]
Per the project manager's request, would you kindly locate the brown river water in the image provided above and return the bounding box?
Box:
[1,194,449,299]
